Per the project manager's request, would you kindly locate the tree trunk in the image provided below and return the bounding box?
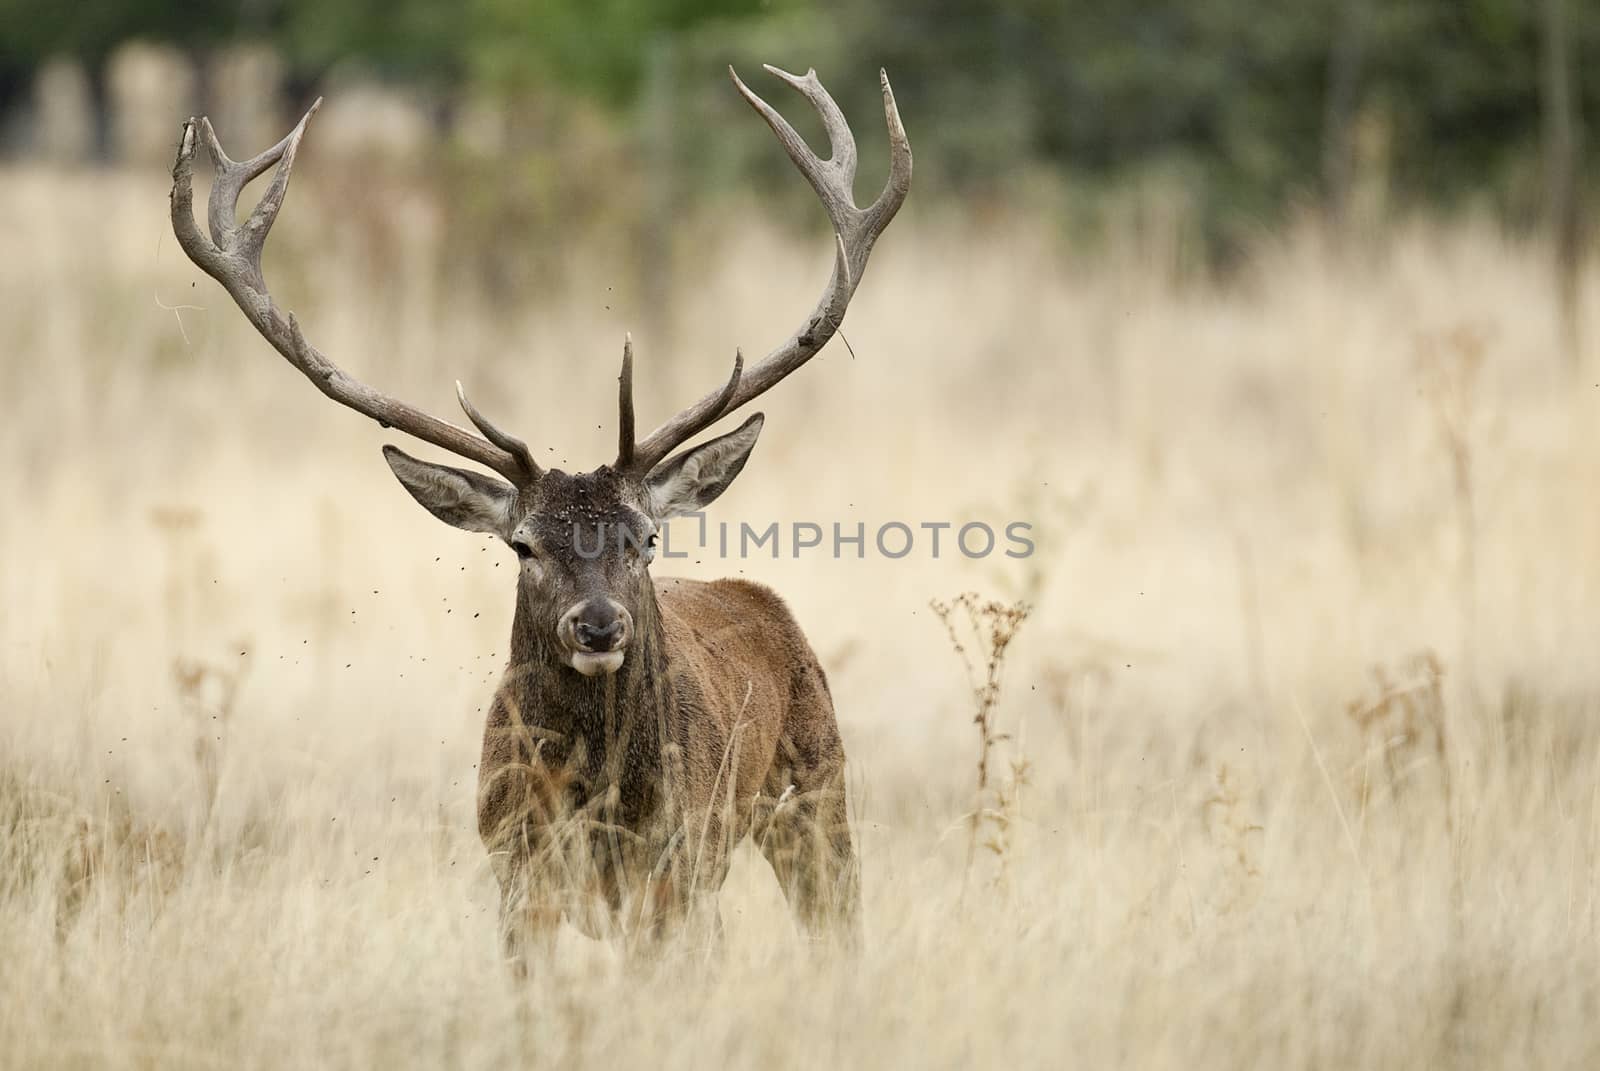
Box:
[1542,0,1584,370]
[1322,0,1369,239]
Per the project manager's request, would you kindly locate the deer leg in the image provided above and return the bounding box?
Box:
[497,858,561,980]
[759,760,861,947]
[621,812,736,961]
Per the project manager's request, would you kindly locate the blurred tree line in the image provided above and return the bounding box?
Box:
[0,0,1592,258]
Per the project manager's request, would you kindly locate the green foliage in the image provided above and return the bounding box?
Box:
[277,0,471,83]
[0,0,1596,248]
[0,0,240,66]
[467,0,789,102]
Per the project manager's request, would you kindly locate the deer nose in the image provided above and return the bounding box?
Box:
[563,600,631,654]
[573,617,623,653]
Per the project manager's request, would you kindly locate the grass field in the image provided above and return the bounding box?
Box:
[3,158,1600,1067]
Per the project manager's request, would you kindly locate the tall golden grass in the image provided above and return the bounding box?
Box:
[3,157,1600,1066]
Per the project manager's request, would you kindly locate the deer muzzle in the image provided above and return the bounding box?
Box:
[559,599,633,676]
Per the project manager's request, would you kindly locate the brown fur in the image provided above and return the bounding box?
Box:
[373,454,862,964]
[479,560,859,959]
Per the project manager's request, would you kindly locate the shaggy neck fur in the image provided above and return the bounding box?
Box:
[504,577,675,818]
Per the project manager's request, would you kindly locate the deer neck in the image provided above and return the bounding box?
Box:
[504,583,672,744]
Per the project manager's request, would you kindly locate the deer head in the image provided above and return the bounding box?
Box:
[169,67,911,677]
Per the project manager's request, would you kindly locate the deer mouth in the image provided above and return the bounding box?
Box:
[558,599,632,676]
[569,650,626,676]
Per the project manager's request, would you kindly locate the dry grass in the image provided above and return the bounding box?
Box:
[4,158,1600,1067]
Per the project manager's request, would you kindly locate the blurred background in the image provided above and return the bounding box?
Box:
[4,4,1600,1064]
[0,0,1596,277]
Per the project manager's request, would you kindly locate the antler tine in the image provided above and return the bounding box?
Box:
[170,102,539,487]
[623,67,911,475]
[198,102,318,285]
[455,382,540,479]
[617,334,637,469]
[868,69,914,234]
[619,347,743,474]
[732,66,859,219]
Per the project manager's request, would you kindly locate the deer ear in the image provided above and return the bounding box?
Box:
[383,445,518,538]
[644,413,764,522]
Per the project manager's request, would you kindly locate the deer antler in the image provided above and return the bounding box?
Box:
[617,66,912,476]
[169,100,541,486]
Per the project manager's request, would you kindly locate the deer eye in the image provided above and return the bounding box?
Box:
[511,540,534,561]
[646,532,659,549]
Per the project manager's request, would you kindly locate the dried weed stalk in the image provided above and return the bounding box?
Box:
[930,593,1031,892]
[1345,650,1455,843]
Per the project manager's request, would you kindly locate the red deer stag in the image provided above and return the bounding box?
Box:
[169,66,910,962]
